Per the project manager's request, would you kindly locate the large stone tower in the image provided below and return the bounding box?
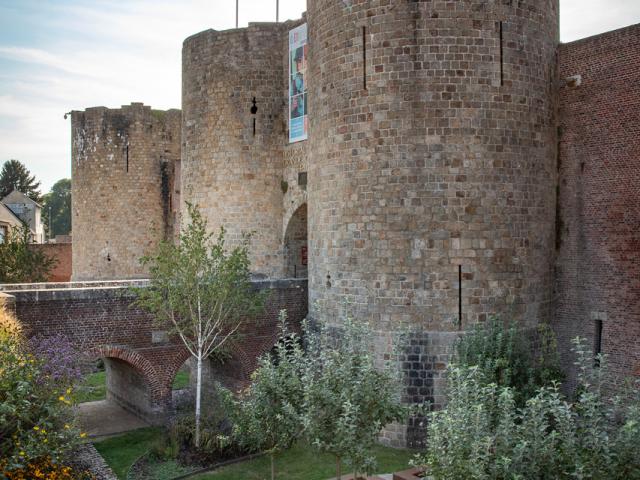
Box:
[307,0,559,444]
[181,24,289,278]
[71,103,181,280]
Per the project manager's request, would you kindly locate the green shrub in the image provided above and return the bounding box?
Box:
[303,316,408,479]
[414,338,640,480]
[223,310,305,480]
[455,317,562,402]
[0,306,83,472]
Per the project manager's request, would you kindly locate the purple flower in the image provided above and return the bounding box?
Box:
[29,334,83,385]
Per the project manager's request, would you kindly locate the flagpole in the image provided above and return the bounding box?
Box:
[236,0,239,28]
[276,0,279,22]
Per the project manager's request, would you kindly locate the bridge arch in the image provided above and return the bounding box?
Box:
[85,345,168,424]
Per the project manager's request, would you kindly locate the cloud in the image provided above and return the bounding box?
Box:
[0,0,639,192]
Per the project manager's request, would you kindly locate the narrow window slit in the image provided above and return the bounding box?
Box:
[125,144,129,172]
[362,26,367,90]
[458,265,463,330]
[594,319,603,365]
[499,21,504,86]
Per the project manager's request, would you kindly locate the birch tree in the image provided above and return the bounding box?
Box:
[135,203,266,447]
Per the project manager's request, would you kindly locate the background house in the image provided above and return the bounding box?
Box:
[1,190,45,243]
[0,202,24,243]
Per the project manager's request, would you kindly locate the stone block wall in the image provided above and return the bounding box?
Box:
[554,24,640,389]
[307,0,559,333]
[71,103,181,281]
[182,24,289,278]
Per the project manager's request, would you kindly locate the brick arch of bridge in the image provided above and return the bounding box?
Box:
[1,279,308,422]
[85,344,191,407]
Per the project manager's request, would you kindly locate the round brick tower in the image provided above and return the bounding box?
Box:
[307,1,558,444]
[181,24,287,278]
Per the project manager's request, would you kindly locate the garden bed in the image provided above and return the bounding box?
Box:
[94,428,416,480]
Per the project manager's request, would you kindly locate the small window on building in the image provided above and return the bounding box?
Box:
[298,171,307,190]
[594,319,603,366]
[0,226,5,244]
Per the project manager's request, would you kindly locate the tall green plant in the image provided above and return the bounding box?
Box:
[0,225,56,283]
[455,316,562,402]
[134,203,266,447]
[414,338,640,480]
[0,304,82,471]
[224,310,305,480]
[0,159,42,202]
[303,317,407,479]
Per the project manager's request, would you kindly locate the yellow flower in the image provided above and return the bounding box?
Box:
[33,426,39,431]
[58,395,65,402]
[80,432,87,438]
[64,424,70,430]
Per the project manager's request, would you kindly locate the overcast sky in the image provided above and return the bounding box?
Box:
[1,1,639,192]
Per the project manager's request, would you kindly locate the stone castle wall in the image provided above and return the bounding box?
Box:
[71,103,181,280]
[67,0,640,446]
[182,24,288,278]
[307,1,558,324]
[304,0,559,446]
[555,24,640,389]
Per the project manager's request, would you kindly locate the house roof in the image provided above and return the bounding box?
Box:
[0,189,42,208]
[0,202,24,228]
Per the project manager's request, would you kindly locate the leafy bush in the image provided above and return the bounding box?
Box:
[0,225,56,283]
[224,310,305,480]
[1,456,95,480]
[413,338,640,480]
[455,317,562,402]
[163,413,242,465]
[0,301,22,340]
[303,316,407,479]
[0,305,83,473]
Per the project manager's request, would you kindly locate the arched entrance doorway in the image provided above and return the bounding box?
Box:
[284,203,308,278]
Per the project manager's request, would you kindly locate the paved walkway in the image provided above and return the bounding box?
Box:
[78,400,149,438]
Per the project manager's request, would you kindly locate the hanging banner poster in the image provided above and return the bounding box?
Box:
[289,23,308,143]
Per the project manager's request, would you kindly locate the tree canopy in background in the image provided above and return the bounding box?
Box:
[0,159,42,203]
[42,178,71,237]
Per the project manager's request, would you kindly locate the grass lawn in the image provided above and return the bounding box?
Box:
[194,442,417,480]
[94,428,416,480]
[76,370,190,403]
[93,427,162,479]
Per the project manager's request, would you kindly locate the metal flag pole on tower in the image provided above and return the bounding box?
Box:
[236,0,239,28]
[276,0,279,22]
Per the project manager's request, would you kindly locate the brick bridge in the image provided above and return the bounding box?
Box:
[1,279,307,423]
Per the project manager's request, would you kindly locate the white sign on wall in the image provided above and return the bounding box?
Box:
[289,23,308,143]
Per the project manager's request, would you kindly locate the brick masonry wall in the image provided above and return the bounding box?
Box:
[29,243,72,282]
[554,24,640,389]
[5,279,308,421]
[71,103,181,281]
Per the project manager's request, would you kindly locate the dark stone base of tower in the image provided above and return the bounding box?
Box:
[64,1,640,447]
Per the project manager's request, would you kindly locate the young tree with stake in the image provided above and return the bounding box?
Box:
[135,203,266,447]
